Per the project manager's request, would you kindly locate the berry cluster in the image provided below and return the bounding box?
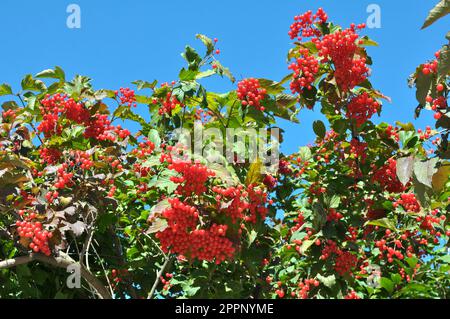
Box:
[155,198,235,263]
[71,150,94,170]
[346,93,380,127]
[45,191,59,204]
[158,92,183,115]
[334,250,358,276]
[344,291,360,299]
[16,211,53,256]
[263,174,277,189]
[116,87,137,107]
[372,158,405,193]
[39,147,62,165]
[327,208,343,222]
[169,160,215,196]
[320,240,357,276]
[349,139,368,163]
[394,193,421,213]
[295,278,319,299]
[131,139,156,159]
[237,78,267,111]
[288,8,328,41]
[288,48,320,94]
[54,163,74,189]
[421,51,440,75]
[313,25,368,92]
[38,94,90,138]
[2,109,17,122]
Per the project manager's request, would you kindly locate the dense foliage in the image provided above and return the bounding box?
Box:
[0,3,449,299]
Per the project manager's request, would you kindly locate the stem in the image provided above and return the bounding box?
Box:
[147,256,171,299]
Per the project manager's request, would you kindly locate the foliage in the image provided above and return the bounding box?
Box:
[0,5,449,299]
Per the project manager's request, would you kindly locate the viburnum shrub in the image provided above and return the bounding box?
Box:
[0,4,448,300]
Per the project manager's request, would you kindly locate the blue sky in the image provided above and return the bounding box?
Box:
[0,0,448,154]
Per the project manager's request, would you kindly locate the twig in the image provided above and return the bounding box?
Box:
[147,256,171,299]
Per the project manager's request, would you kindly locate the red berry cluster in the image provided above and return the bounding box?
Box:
[394,193,421,213]
[327,208,343,222]
[16,211,53,256]
[278,159,292,175]
[45,191,59,204]
[346,93,380,127]
[288,8,328,41]
[263,174,277,189]
[288,48,320,94]
[418,126,433,140]
[160,272,173,291]
[344,291,360,299]
[319,240,357,276]
[334,250,358,276]
[313,25,368,92]
[2,109,17,121]
[237,78,267,111]
[212,184,268,224]
[169,160,215,196]
[349,139,368,163]
[83,114,114,141]
[372,158,405,193]
[426,95,448,120]
[71,150,94,170]
[54,163,74,189]
[157,92,183,115]
[116,87,137,108]
[385,125,400,142]
[421,52,439,75]
[295,278,319,299]
[155,198,234,263]
[131,139,156,159]
[38,94,90,138]
[39,147,62,165]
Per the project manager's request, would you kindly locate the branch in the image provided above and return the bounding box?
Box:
[147,256,171,299]
[0,252,112,299]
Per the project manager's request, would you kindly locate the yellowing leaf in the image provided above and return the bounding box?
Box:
[245,159,263,185]
[432,163,450,192]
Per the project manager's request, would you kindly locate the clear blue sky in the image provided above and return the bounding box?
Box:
[0,0,448,154]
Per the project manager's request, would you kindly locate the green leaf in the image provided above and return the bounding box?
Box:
[196,69,216,80]
[396,156,414,186]
[182,46,202,71]
[258,78,285,95]
[316,273,336,288]
[380,277,394,294]
[21,74,47,92]
[213,60,235,83]
[298,146,312,161]
[36,66,65,82]
[132,80,157,90]
[366,218,396,230]
[421,0,450,29]
[438,44,450,78]
[328,195,340,209]
[0,83,13,96]
[147,129,161,149]
[359,36,379,46]
[414,158,439,188]
[247,230,257,247]
[313,120,326,139]
[179,68,198,81]
[195,34,214,56]
[414,67,432,106]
